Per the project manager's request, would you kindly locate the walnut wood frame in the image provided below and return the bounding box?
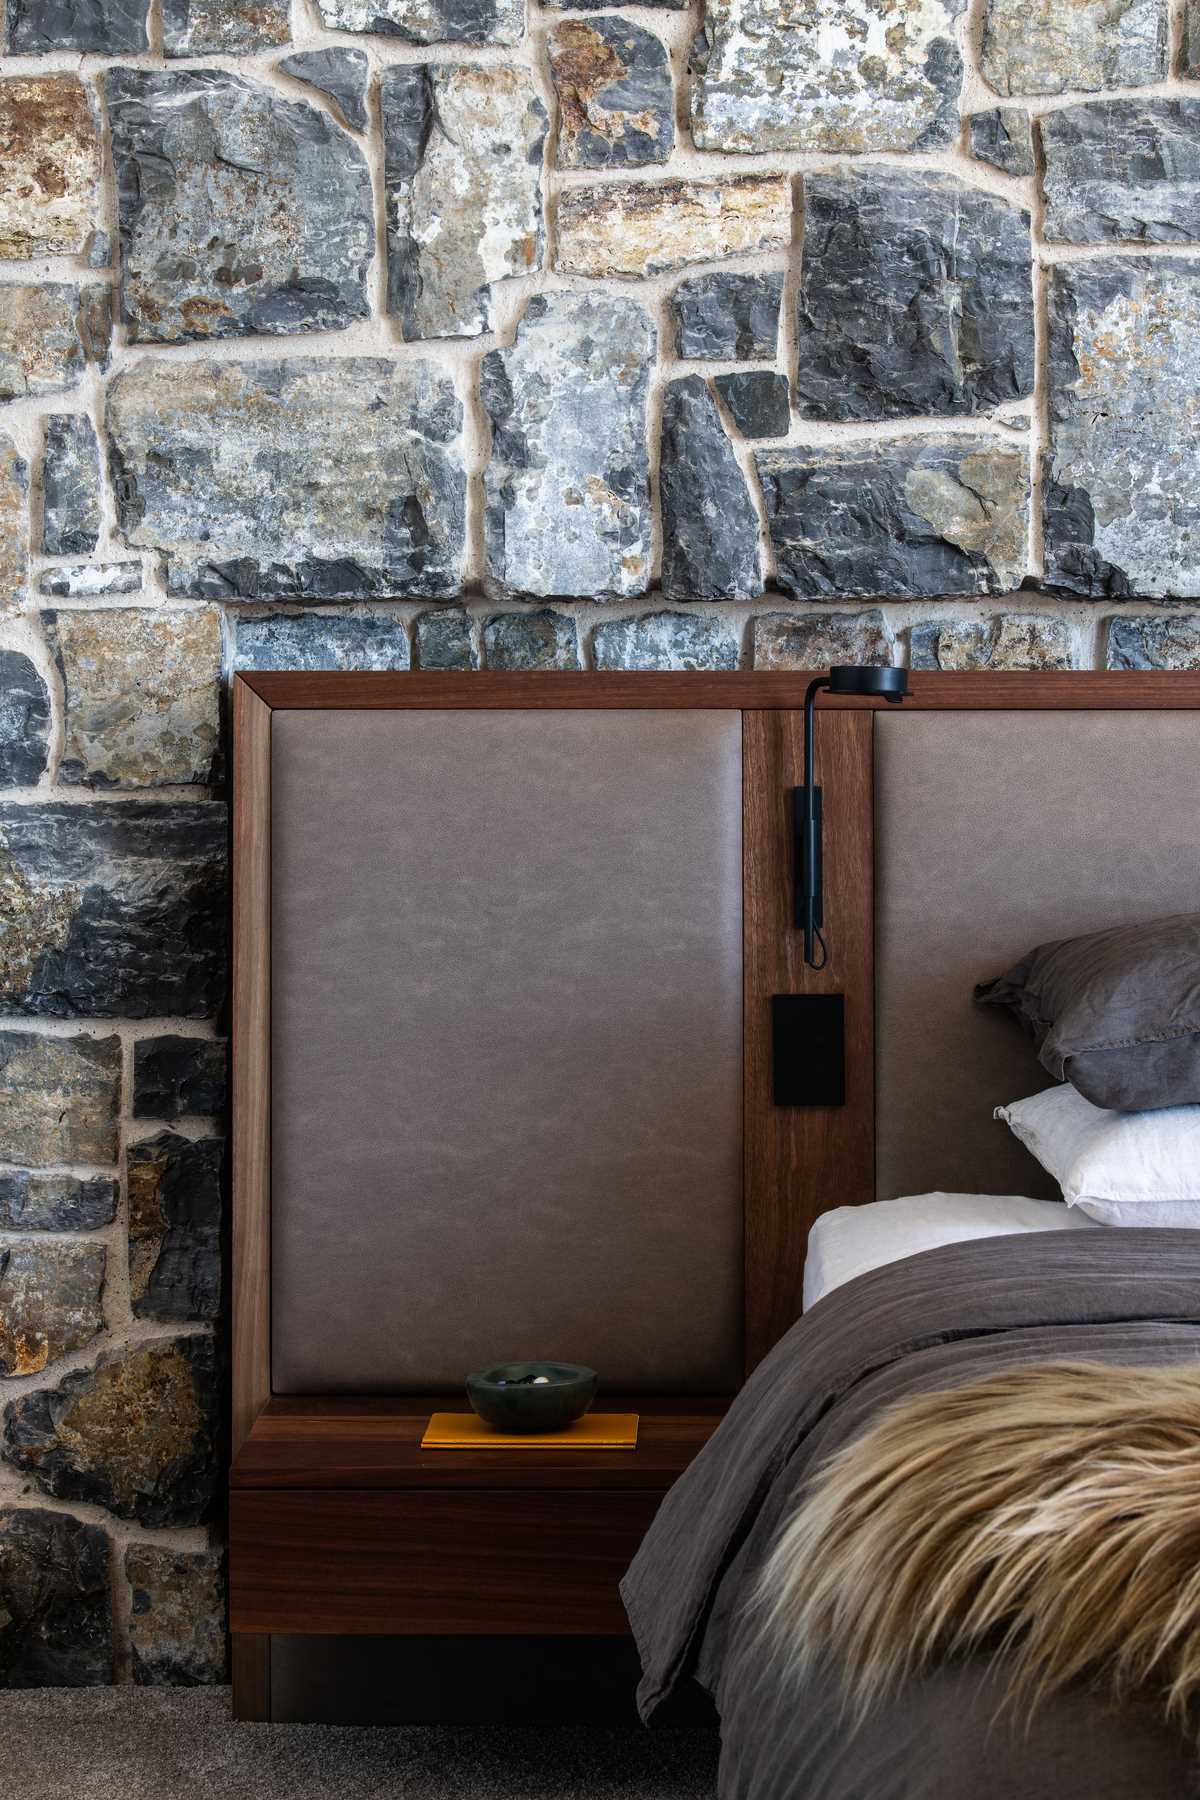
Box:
[231,669,1200,1716]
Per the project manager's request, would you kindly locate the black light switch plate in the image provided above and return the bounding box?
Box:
[772,994,845,1107]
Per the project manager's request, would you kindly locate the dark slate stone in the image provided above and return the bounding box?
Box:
[1108,614,1200,669]
[163,0,290,54]
[795,170,1034,420]
[0,652,50,787]
[550,17,673,168]
[278,48,370,132]
[128,1130,223,1322]
[5,0,148,51]
[0,802,226,1018]
[592,611,739,671]
[127,1546,227,1685]
[714,371,790,439]
[0,1173,117,1232]
[1041,101,1200,243]
[133,1037,226,1120]
[672,271,783,360]
[968,108,1035,176]
[0,1509,113,1687]
[551,0,685,9]
[1044,259,1200,598]
[415,609,478,670]
[0,1241,105,1376]
[38,564,141,599]
[42,415,101,558]
[232,611,410,672]
[316,0,524,42]
[87,231,112,270]
[483,611,580,671]
[659,376,762,602]
[757,438,1030,598]
[3,1336,221,1528]
[105,68,373,345]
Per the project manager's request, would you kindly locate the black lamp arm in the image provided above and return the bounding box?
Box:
[797,676,830,968]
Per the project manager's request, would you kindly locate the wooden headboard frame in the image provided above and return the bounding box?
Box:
[232,669,1200,1457]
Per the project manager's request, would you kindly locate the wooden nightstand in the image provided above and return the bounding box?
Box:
[229,1395,726,1719]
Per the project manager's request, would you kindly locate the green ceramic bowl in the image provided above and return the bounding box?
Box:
[466,1361,598,1434]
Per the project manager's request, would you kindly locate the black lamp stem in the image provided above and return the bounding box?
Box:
[799,676,830,968]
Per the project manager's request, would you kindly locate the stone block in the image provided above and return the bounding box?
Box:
[38,565,141,599]
[0,76,101,258]
[1041,102,1200,244]
[483,611,580,671]
[795,171,1034,421]
[757,439,1030,598]
[164,0,290,53]
[278,49,370,132]
[1107,615,1200,669]
[910,614,1075,670]
[315,0,522,44]
[0,653,50,787]
[592,611,739,671]
[414,610,477,670]
[659,376,762,601]
[752,610,894,670]
[3,1336,221,1527]
[672,272,783,361]
[128,1131,223,1323]
[232,612,410,673]
[556,176,790,278]
[0,1032,121,1166]
[5,0,148,51]
[383,66,546,340]
[0,1241,105,1377]
[0,285,110,402]
[106,69,373,345]
[482,293,653,599]
[981,0,1166,93]
[0,1173,117,1232]
[714,371,789,439]
[0,436,27,618]
[0,803,226,1018]
[108,357,464,602]
[0,1509,112,1687]
[126,1546,227,1685]
[968,108,1035,177]
[133,1037,226,1121]
[550,18,673,168]
[42,416,102,559]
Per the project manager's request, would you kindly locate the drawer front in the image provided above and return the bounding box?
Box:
[230,1488,663,1634]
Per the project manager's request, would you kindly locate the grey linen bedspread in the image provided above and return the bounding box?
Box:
[621,1229,1200,1799]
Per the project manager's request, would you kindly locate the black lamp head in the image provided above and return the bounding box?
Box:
[826,665,910,703]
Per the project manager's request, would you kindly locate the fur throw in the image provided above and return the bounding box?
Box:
[757,1361,1200,1730]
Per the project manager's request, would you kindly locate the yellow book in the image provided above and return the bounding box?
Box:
[421,1412,639,1450]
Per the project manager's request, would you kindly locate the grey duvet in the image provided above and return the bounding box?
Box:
[621,1229,1200,1799]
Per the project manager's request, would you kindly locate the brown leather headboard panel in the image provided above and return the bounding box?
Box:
[271,709,743,1394]
[875,711,1200,1201]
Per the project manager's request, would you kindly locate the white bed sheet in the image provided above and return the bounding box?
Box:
[803,1192,1100,1310]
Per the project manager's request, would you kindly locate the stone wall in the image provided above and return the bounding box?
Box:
[2,0,1200,1691]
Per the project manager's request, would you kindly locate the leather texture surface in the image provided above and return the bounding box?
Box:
[271,710,743,1394]
[875,712,1200,1201]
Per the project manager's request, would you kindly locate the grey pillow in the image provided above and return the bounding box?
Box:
[975,913,1200,1112]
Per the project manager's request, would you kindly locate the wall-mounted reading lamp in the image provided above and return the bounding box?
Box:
[797,665,910,969]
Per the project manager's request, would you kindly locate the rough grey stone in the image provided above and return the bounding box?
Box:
[164,0,290,53]
[0,1032,121,1166]
[910,614,1075,670]
[0,803,226,1018]
[128,1130,223,1323]
[968,108,1035,177]
[0,1242,105,1378]
[106,69,373,346]
[0,1173,117,1232]
[557,175,790,278]
[982,0,1166,93]
[3,1336,221,1528]
[45,609,222,790]
[0,284,110,402]
[1041,102,1200,244]
[126,1547,226,1686]
[752,610,894,671]
[42,416,101,559]
[757,439,1030,598]
[108,357,464,602]
[1108,615,1200,668]
[5,0,148,51]
[383,66,546,340]
[278,49,370,132]
[483,611,580,671]
[795,171,1034,422]
[553,0,684,9]
[0,76,101,259]
[38,565,142,599]
[1045,259,1200,598]
[550,18,673,169]
[592,611,739,671]
[0,436,27,618]
[415,610,477,671]
[659,376,762,602]
[87,230,111,270]
[133,1038,226,1121]
[691,0,962,153]
[0,653,50,787]
[232,611,410,672]
[316,0,523,44]
[714,371,789,439]
[482,294,653,600]
[672,272,783,361]
[0,1509,112,1687]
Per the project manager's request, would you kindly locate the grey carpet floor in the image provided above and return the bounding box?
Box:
[0,1688,719,1800]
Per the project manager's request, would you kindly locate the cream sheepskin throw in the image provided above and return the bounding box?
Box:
[758,1361,1200,1729]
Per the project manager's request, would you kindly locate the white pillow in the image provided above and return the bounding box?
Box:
[996,1085,1200,1226]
